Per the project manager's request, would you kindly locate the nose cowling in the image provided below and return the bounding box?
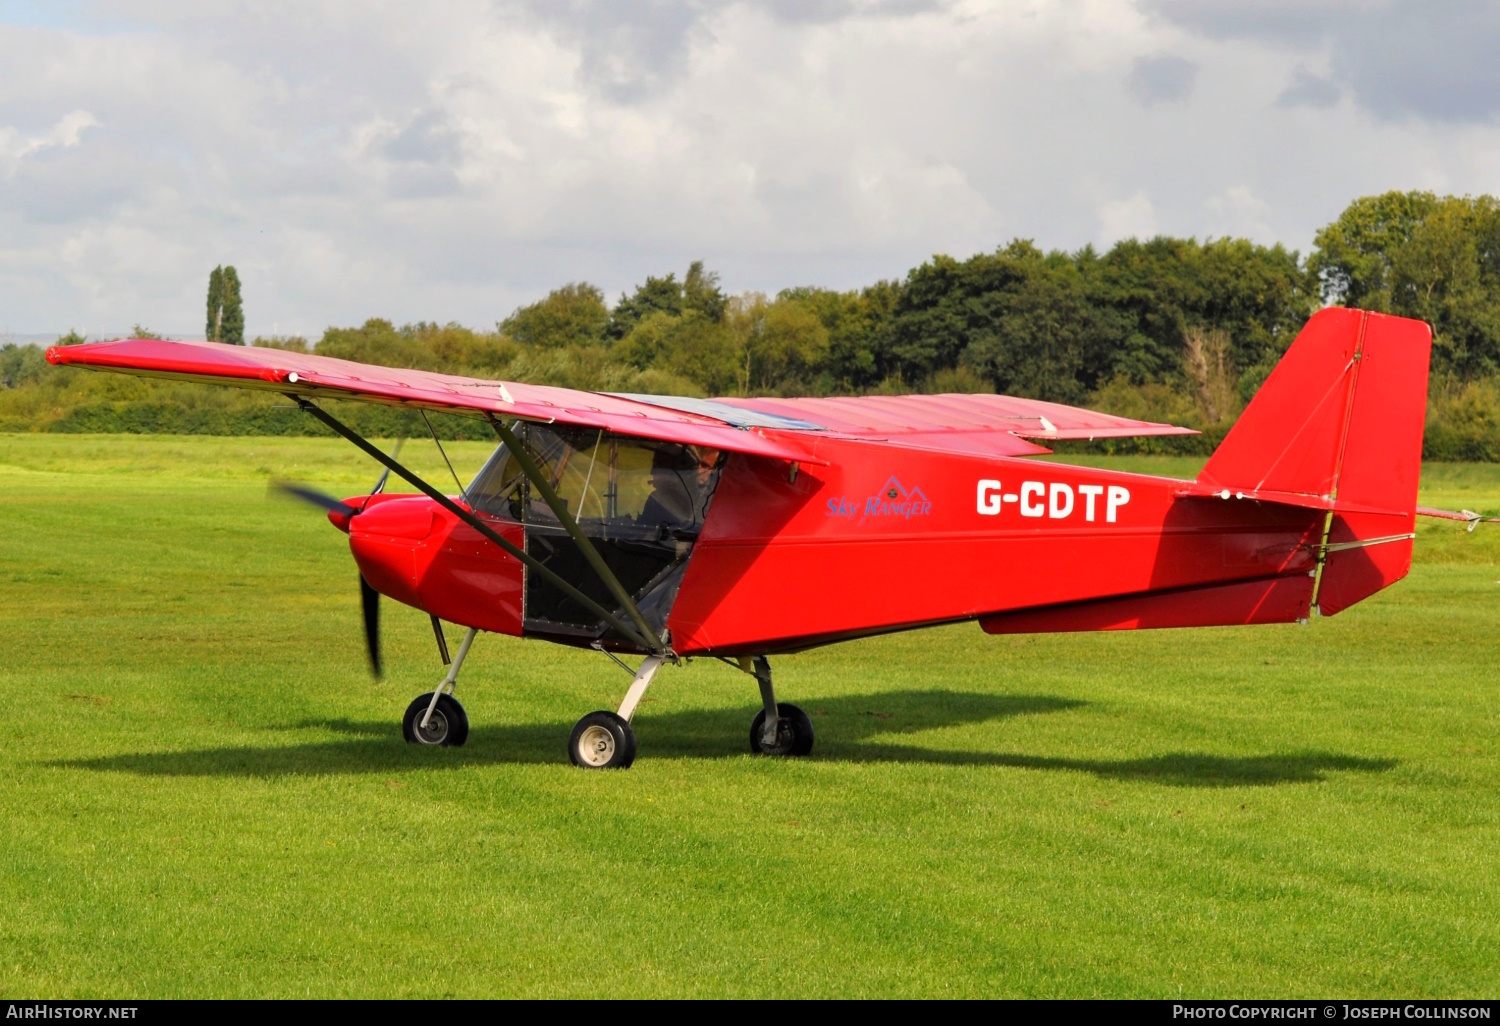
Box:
[327,491,411,533]
[346,495,525,637]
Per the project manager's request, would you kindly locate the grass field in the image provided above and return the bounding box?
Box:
[2,434,1499,998]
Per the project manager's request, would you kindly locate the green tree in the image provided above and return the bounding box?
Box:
[1,341,53,389]
[1084,236,1311,395]
[205,266,225,341]
[730,294,830,394]
[613,310,740,394]
[1387,196,1500,379]
[886,241,1121,403]
[776,283,900,392]
[318,319,447,371]
[608,273,685,340]
[501,283,609,349]
[205,265,244,344]
[1310,191,1500,379]
[607,261,727,340]
[1309,191,1439,308]
[313,319,518,378]
[220,266,244,345]
[683,260,727,322]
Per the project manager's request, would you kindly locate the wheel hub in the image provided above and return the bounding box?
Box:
[577,724,616,767]
[414,708,449,745]
[763,722,793,754]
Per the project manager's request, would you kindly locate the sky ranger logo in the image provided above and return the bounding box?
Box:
[827,477,933,523]
[976,479,1130,522]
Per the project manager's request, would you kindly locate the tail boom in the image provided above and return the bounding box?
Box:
[980,574,1314,634]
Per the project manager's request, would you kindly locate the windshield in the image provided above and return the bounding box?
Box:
[465,442,524,518]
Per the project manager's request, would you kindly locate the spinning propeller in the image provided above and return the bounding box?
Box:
[268,438,406,679]
[268,480,358,518]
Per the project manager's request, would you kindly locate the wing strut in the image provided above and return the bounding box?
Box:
[294,397,659,653]
[489,417,665,654]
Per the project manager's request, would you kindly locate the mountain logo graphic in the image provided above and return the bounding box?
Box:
[824,476,934,523]
[863,477,932,520]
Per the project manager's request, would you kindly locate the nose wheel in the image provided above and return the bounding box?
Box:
[401,625,477,748]
[402,692,469,746]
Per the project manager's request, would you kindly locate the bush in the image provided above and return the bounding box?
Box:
[1425,378,1500,461]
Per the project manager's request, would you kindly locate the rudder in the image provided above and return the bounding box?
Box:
[1196,308,1432,615]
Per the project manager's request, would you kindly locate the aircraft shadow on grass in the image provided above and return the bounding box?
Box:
[54,688,1395,788]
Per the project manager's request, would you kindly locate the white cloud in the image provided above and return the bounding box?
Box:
[1203,186,1274,243]
[0,1,1498,336]
[1098,191,1159,244]
[0,108,98,175]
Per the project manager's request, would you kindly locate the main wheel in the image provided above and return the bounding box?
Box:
[402,692,469,747]
[750,702,814,756]
[569,711,637,769]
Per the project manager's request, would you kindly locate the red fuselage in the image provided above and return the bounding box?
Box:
[339,439,1328,657]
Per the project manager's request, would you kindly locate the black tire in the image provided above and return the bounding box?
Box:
[749,702,814,756]
[568,711,637,769]
[402,692,469,747]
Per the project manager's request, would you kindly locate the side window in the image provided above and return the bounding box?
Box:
[550,430,610,521]
[524,425,611,525]
[613,439,723,528]
[610,441,658,519]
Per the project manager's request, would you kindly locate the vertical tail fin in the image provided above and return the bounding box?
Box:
[1196,308,1432,615]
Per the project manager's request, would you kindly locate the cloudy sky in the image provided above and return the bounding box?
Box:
[2,0,1498,339]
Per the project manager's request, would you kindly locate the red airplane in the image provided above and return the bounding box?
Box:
[48,308,1484,769]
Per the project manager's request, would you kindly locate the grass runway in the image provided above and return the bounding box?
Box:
[1,434,1498,998]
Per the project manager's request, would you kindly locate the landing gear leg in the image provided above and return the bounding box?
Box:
[402,626,477,747]
[747,656,780,745]
[569,655,666,769]
[744,656,814,757]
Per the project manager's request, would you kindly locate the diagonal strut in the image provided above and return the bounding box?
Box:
[293,397,657,652]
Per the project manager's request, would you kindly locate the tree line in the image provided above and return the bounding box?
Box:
[3,190,1498,458]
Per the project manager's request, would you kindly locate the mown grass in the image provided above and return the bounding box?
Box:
[1,434,1498,998]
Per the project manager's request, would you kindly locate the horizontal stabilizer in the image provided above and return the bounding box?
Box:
[1417,506,1500,532]
[1174,482,1405,517]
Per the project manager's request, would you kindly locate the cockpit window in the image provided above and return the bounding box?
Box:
[467,423,724,536]
[470,422,728,637]
[526,426,613,523]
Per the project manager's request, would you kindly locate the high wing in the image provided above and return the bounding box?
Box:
[46,338,826,465]
[47,337,1195,460]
